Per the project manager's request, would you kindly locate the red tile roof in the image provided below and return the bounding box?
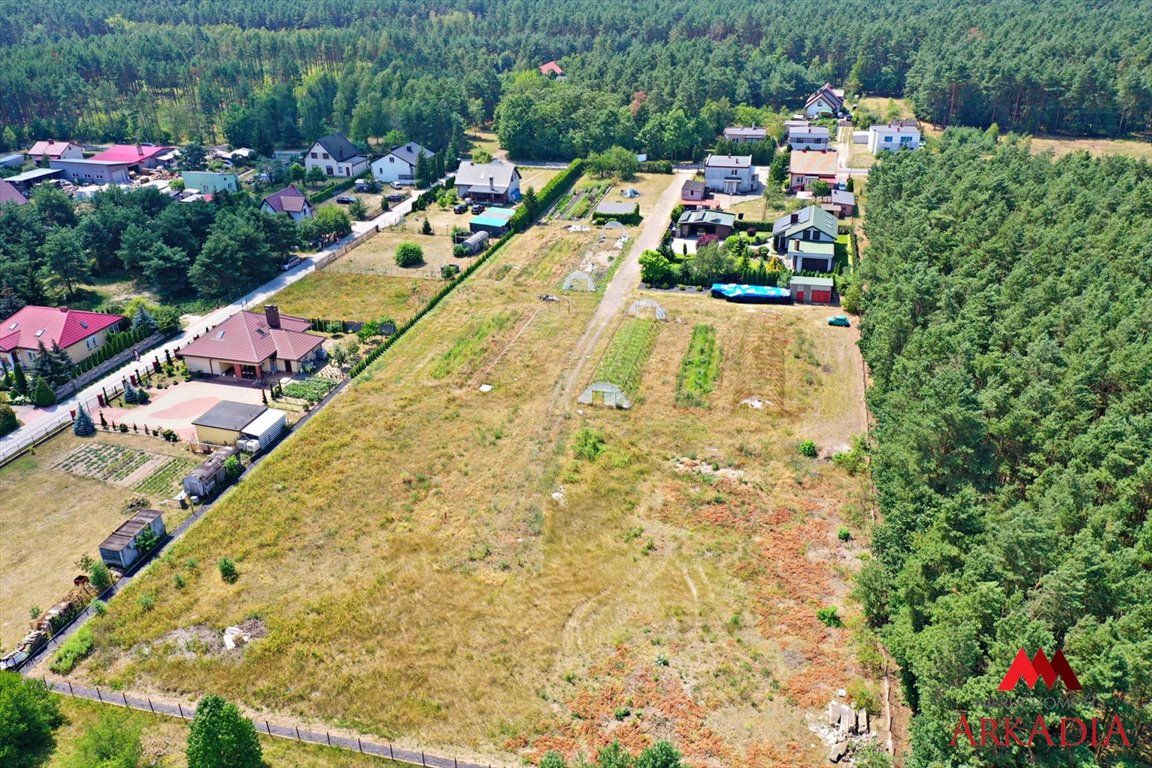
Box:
[0,306,125,353]
[179,310,323,365]
[261,185,311,214]
[539,61,564,76]
[27,140,78,159]
[89,144,172,164]
[0,179,28,206]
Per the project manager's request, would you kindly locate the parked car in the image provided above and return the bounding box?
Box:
[280,255,303,271]
[335,195,356,204]
[389,181,403,190]
[386,193,406,203]
[453,203,468,214]
[470,204,486,215]
[827,315,851,327]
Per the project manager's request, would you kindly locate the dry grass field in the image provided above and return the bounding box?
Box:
[45,696,410,768]
[73,193,876,765]
[327,228,460,280]
[517,166,562,192]
[270,271,441,323]
[0,433,196,650]
[1028,135,1152,161]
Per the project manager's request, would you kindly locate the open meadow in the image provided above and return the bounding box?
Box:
[0,432,196,650]
[69,186,877,765]
[269,271,442,323]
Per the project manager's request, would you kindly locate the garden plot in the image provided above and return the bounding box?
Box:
[134,457,200,496]
[590,317,662,397]
[54,443,173,489]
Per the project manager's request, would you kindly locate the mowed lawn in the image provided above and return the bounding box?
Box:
[0,433,194,650]
[79,216,874,765]
[270,271,440,323]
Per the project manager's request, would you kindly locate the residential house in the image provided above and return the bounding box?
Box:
[304,133,369,178]
[677,209,736,239]
[539,61,565,78]
[0,306,125,368]
[819,189,856,218]
[868,122,922,152]
[771,205,838,272]
[788,125,831,151]
[371,142,433,185]
[455,160,522,204]
[788,150,838,192]
[0,179,27,206]
[804,83,846,118]
[98,509,166,571]
[27,140,83,163]
[723,126,768,144]
[181,171,239,194]
[790,276,835,304]
[89,144,173,169]
[703,155,755,194]
[192,401,285,448]
[49,158,133,184]
[178,305,325,378]
[260,185,315,221]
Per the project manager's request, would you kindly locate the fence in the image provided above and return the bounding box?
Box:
[54,331,164,400]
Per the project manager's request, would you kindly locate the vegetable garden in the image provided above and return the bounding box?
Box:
[674,324,722,407]
[592,318,661,396]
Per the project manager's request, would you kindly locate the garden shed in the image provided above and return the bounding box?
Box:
[461,230,490,255]
[790,276,835,304]
[182,447,238,500]
[192,401,270,446]
[240,408,287,450]
[98,509,166,571]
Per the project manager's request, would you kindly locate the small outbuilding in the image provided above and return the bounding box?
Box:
[469,207,515,236]
[98,509,166,571]
[790,276,835,304]
[677,209,736,239]
[182,447,238,500]
[460,230,490,255]
[193,401,278,447]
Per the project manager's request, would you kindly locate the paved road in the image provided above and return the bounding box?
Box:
[0,193,418,463]
[33,676,508,768]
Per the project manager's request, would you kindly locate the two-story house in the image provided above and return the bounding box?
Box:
[804,84,846,119]
[304,133,369,178]
[371,142,433,185]
[703,155,755,194]
[788,125,831,151]
[771,205,839,273]
[868,122,922,152]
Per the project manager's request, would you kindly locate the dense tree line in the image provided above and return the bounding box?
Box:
[0,187,299,306]
[0,0,1147,158]
[856,130,1152,766]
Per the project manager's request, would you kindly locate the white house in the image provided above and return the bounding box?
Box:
[304,133,369,178]
[371,142,432,185]
[804,84,846,119]
[722,126,768,144]
[787,125,831,151]
[868,122,922,152]
[703,155,755,194]
[454,161,522,205]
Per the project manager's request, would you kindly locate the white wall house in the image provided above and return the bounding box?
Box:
[371,142,432,185]
[703,155,755,194]
[788,125,831,151]
[304,133,369,178]
[804,84,846,119]
[868,123,922,152]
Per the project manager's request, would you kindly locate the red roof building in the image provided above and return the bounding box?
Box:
[0,306,125,367]
[539,61,564,77]
[0,179,28,207]
[260,185,315,221]
[89,144,172,168]
[178,306,325,379]
[27,140,84,161]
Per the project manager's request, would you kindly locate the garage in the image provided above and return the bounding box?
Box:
[790,276,835,305]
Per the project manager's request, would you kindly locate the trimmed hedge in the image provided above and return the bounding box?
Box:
[73,326,152,376]
[309,174,367,204]
[592,204,642,226]
[734,218,776,232]
[638,160,673,174]
[510,158,584,232]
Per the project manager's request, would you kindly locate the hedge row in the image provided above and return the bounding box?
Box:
[73,326,152,376]
[733,218,776,233]
[638,160,674,174]
[347,232,516,378]
[410,183,444,212]
[592,209,642,226]
[309,174,366,204]
[509,158,585,233]
[307,318,365,334]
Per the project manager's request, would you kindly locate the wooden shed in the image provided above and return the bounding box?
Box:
[98,509,166,571]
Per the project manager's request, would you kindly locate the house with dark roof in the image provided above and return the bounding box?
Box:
[304,133,369,178]
[260,185,315,221]
[178,305,325,379]
[0,179,28,207]
[703,155,755,194]
[371,142,433,185]
[0,306,125,368]
[27,140,84,163]
[819,189,856,218]
[804,83,846,118]
[49,158,134,184]
[454,160,522,204]
[677,209,736,239]
[192,401,285,448]
[98,508,166,571]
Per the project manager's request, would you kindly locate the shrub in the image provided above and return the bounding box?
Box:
[49,626,94,674]
[0,674,63,765]
[91,600,107,616]
[441,264,461,280]
[218,557,239,583]
[395,241,424,267]
[174,573,186,589]
[572,428,604,461]
[88,561,112,591]
[32,377,55,407]
[797,440,818,458]
[187,694,262,768]
[223,455,242,481]
[838,527,852,541]
[452,244,467,257]
[817,606,843,627]
[137,593,155,612]
[0,403,17,436]
[421,218,433,235]
[655,653,670,667]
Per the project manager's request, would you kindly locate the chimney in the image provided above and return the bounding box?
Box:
[59,306,69,312]
[136,144,143,155]
[264,305,281,329]
[489,175,494,189]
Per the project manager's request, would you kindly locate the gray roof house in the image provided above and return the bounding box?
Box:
[454,160,522,204]
[371,142,433,185]
[722,126,768,143]
[703,154,755,194]
[304,133,369,178]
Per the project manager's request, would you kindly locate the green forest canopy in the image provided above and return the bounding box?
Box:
[857,130,1152,767]
[0,0,1149,157]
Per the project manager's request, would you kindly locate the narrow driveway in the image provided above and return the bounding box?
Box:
[836,125,871,181]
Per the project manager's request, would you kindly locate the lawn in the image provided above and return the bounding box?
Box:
[331,227,460,279]
[517,166,562,193]
[1028,135,1152,161]
[75,214,876,766]
[44,696,412,768]
[0,432,194,651]
[270,271,440,323]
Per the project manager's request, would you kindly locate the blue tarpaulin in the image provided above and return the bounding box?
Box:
[709,283,792,304]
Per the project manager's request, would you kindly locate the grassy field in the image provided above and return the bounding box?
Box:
[330,230,458,279]
[1028,135,1152,161]
[270,271,441,322]
[74,208,874,766]
[44,696,411,768]
[0,432,195,651]
[517,167,562,193]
